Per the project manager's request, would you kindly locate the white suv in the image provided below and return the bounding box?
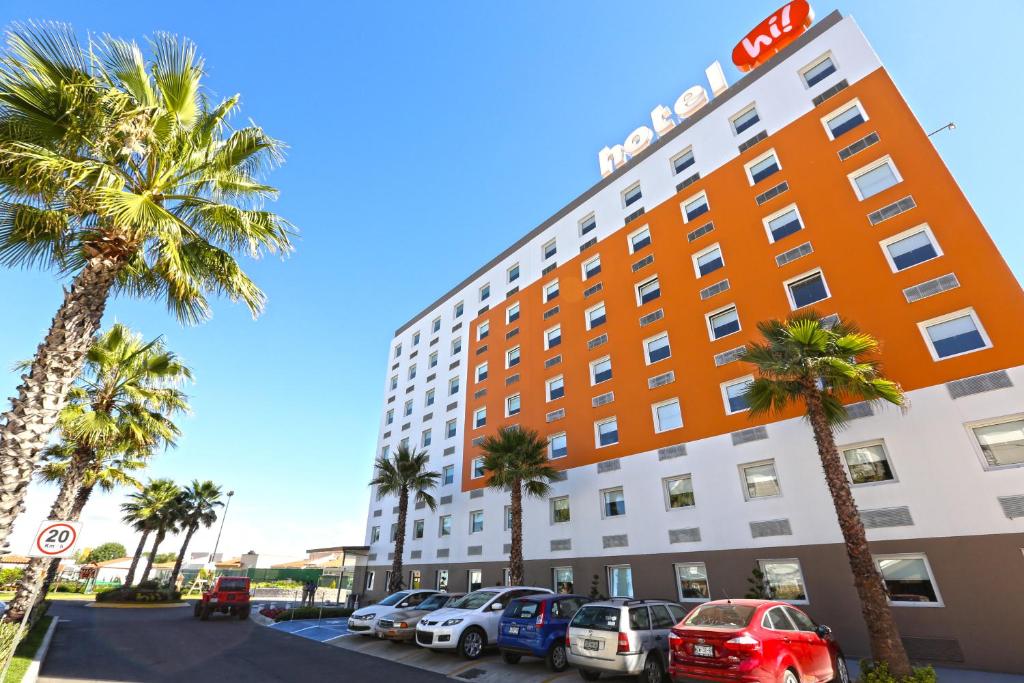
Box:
[415,586,552,659]
[347,589,438,635]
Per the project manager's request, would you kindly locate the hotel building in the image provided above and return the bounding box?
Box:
[357,10,1024,673]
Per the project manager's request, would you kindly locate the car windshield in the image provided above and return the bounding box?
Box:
[505,600,541,618]
[570,606,620,632]
[417,594,449,611]
[449,590,499,610]
[377,591,412,607]
[218,578,247,591]
[683,604,756,629]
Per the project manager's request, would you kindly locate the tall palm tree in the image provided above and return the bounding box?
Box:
[168,480,223,588]
[480,427,559,586]
[369,445,439,593]
[122,478,180,586]
[742,312,911,677]
[0,22,294,549]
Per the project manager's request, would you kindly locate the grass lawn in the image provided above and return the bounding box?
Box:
[0,593,92,602]
[3,615,53,683]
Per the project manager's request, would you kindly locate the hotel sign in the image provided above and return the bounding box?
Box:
[733,1,814,72]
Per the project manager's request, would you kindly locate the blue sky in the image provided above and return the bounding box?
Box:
[1,1,1021,565]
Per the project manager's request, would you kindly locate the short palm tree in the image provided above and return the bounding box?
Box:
[0,23,293,550]
[168,480,223,588]
[742,312,911,677]
[480,427,559,586]
[369,445,439,593]
[122,478,181,586]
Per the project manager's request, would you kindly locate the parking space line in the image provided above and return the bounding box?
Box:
[448,659,488,677]
[540,672,576,683]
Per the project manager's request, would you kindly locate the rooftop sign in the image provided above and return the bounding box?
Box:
[732,1,815,72]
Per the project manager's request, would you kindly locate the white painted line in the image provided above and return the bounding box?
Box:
[23,616,59,683]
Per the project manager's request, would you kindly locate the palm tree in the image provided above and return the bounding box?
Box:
[742,312,911,677]
[168,480,223,588]
[369,445,439,593]
[0,23,293,549]
[480,427,559,586]
[122,478,181,586]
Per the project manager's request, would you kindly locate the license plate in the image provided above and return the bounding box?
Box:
[508,625,519,635]
[694,644,714,657]
[584,639,600,651]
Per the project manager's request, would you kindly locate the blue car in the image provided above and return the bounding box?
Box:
[498,594,589,672]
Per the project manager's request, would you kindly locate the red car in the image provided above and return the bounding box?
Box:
[668,599,848,683]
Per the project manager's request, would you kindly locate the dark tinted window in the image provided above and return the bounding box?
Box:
[629,607,651,630]
[553,598,586,618]
[683,604,755,628]
[571,606,620,632]
[649,604,675,629]
[219,578,248,592]
[666,604,687,624]
[784,606,817,632]
[764,607,797,631]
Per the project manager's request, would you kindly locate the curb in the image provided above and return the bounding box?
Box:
[251,612,274,627]
[22,615,59,683]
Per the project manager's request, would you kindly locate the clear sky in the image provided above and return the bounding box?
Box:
[1,1,1021,566]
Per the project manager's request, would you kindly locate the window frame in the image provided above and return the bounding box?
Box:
[506,302,520,324]
[578,213,597,237]
[757,558,809,605]
[442,464,455,486]
[622,182,643,209]
[542,238,557,261]
[820,97,869,141]
[475,361,488,384]
[681,191,710,224]
[507,263,520,283]
[544,324,562,350]
[505,393,521,418]
[477,320,490,341]
[848,155,903,201]
[839,439,899,487]
[652,398,684,434]
[413,518,424,540]
[548,431,568,460]
[670,146,695,176]
[627,225,652,254]
[421,428,432,448]
[761,203,805,244]
[506,345,521,369]
[445,418,457,439]
[721,374,753,415]
[643,331,672,366]
[706,303,741,342]
[449,376,460,396]
[546,375,565,403]
[585,301,607,331]
[439,514,452,537]
[916,307,992,361]
[635,275,661,307]
[590,356,613,386]
[674,561,710,603]
[730,103,760,135]
[965,413,1024,472]
[784,268,831,311]
[425,388,435,407]
[740,459,783,501]
[743,148,781,186]
[479,283,490,302]
[543,279,560,304]
[874,553,944,607]
[692,242,724,278]
[800,51,838,89]
[454,301,464,318]
[879,223,943,273]
[451,337,462,355]
[431,317,441,334]
[662,473,695,510]
[471,456,485,479]
[582,255,602,280]
[473,407,487,430]
[600,486,626,518]
[550,495,571,524]
[595,417,619,449]
[469,509,484,534]
[428,351,438,369]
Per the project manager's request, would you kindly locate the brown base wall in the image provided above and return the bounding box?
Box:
[351,533,1024,674]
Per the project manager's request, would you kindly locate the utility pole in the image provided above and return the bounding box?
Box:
[210,490,234,563]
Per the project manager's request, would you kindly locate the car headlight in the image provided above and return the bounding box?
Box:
[362,613,375,620]
[442,618,463,626]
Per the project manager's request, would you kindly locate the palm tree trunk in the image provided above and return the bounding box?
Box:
[804,386,912,677]
[389,488,408,593]
[0,257,121,551]
[509,481,524,586]
[36,483,98,605]
[169,524,197,589]
[124,529,150,587]
[139,528,166,585]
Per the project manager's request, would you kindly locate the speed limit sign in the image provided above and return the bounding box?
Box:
[29,520,82,558]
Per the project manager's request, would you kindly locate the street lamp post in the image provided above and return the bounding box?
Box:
[210,490,234,563]
[927,122,956,137]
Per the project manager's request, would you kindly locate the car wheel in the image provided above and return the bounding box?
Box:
[546,643,568,672]
[193,603,201,618]
[238,606,250,621]
[458,628,486,660]
[200,605,212,621]
[501,651,521,664]
[578,669,601,681]
[831,657,850,683]
[638,653,664,683]
[782,669,799,683]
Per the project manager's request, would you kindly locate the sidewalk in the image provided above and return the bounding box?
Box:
[847,661,1024,682]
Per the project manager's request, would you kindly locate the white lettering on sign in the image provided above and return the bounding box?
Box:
[599,61,729,177]
[30,520,81,558]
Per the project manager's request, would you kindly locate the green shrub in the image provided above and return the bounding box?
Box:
[859,661,937,683]
[95,587,182,603]
[0,568,24,587]
[137,579,161,590]
[53,581,87,593]
[272,607,354,622]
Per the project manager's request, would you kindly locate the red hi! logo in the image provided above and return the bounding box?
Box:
[732,1,815,72]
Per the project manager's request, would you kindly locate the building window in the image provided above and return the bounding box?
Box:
[628,226,652,253]
[439,515,452,537]
[425,388,435,407]
[591,357,613,385]
[389,375,398,391]
[759,559,808,602]
[601,487,625,517]
[880,225,941,272]
[408,364,417,381]
[636,276,661,305]
[693,244,724,277]
[412,332,420,347]
[475,362,488,383]
[802,53,837,87]
[380,445,390,458]
[664,474,694,509]
[403,399,413,417]
[653,399,683,433]
[875,554,942,605]
[471,457,485,479]
[442,465,454,485]
[506,393,521,417]
[506,346,521,369]
[473,407,487,429]
[454,301,464,318]
[451,337,462,355]
[508,263,520,283]
[579,214,597,236]
[969,416,1024,469]
[785,270,830,310]
[390,523,399,542]
[408,570,422,590]
[385,409,394,425]
[622,183,642,208]
[842,441,896,485]
[421,428,432,448]
[682,192,709,223]
[554,567,574,593]
[544,279,560,303]
[506,302,520,324]
[551,496,570,523]
[607,565,633,598]
[731,104,760,134]
[586,302,607,330]
[708,305,741,341]
[477,320,490,341]
[763,205,804,243]
[413,519,424,539]
[918,308,990,360]
[432,317,441,334]
[549,432,568,459]
[435,569,449,591]
[470,510,484,533]
[504,505,513,531]
[596,418,619,448]
[583,256,601,280]
[394,343,402,359]
[741,460,782,500]
[445,418,457,438]
[849,156,902,200]
[428,351,438,368]
[746,150,780,185]
[644,332,671,364]
[547,376,565,402]
[671,147,695,175]
[370,526,380,543]
[823,99,867,139]
[543,238,557,260]
[399,436,409,450]
[365,571,375,591]
[675,562,710,602]
[468,569,482,592]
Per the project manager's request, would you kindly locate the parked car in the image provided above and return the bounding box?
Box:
[375,592,466,642]
[667,599,848,683]
[415,586,553,659]
[498,594,589,672]
[566,598,688,682]
[347,589,439,635]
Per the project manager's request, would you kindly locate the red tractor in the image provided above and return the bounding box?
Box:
[194,576,252,621]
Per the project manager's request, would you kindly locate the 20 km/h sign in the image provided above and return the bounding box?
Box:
[29,520,81,558]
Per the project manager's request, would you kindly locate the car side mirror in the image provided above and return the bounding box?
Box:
[490,602,503,611]
[399,602,409,608]
[816,624,832,638]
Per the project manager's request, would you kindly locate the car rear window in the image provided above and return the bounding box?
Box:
[683,604,755,629]
[219,578,248,591]
[506,600,541,618]
[571,606,620,632]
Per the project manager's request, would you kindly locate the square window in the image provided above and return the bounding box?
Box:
[543,239,557,260]
[623,183,642,208]
[601,487,625,517]
[970,416,1024,469]
[428,351,438,368]
[432,317,441,334]
[636,276,661,305]
[506,302,520,324]
[741,460,781,500]
[549,432,568,459]
[802,53,837,87]
[682,192,709,223]
[454,301,464,318]
[596,418,619,448]
[822,99,867,140]
[629,226,652,253]
[746,150,780,185]
[421,428,432,448]
[693,244,724,277]
[544,279,560,303]
[425,388,435,407]
[880,225,941,272]
[731,105,760,135]
[508,263,520,283]
[842,441,896,485]
[583,256,602,280]
[475,362,488,383]
[442,465,455,485]
[918,308,990,360]
[653,399,683,433]
[875,555,941,605]
[849,156,901,200]
[675,562,710,601]
[763,205,804,243]
[645,332,671,364]
[545,325,562,350]
[672,148,695,175]
[547,376,565,402]
[708,305,741,340]
[758,559,807,602]
[477,321,490,341]
[471,457,485,478]
[664,475,694,508]
[579,214,597,236]
[470,510,484,533]
[474,407,487,429]
[446,418,457,438]
[722,377,753,414]
[479,283,490,301]
[586,302,607,330]
[786,270,830,309]
[551,496,570,523]
[506,346,521,368]
[439,514,452,536]
[591,357,613,385]
[413,519,424,539]
[506,393,521,417]
[451,337,462,355]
